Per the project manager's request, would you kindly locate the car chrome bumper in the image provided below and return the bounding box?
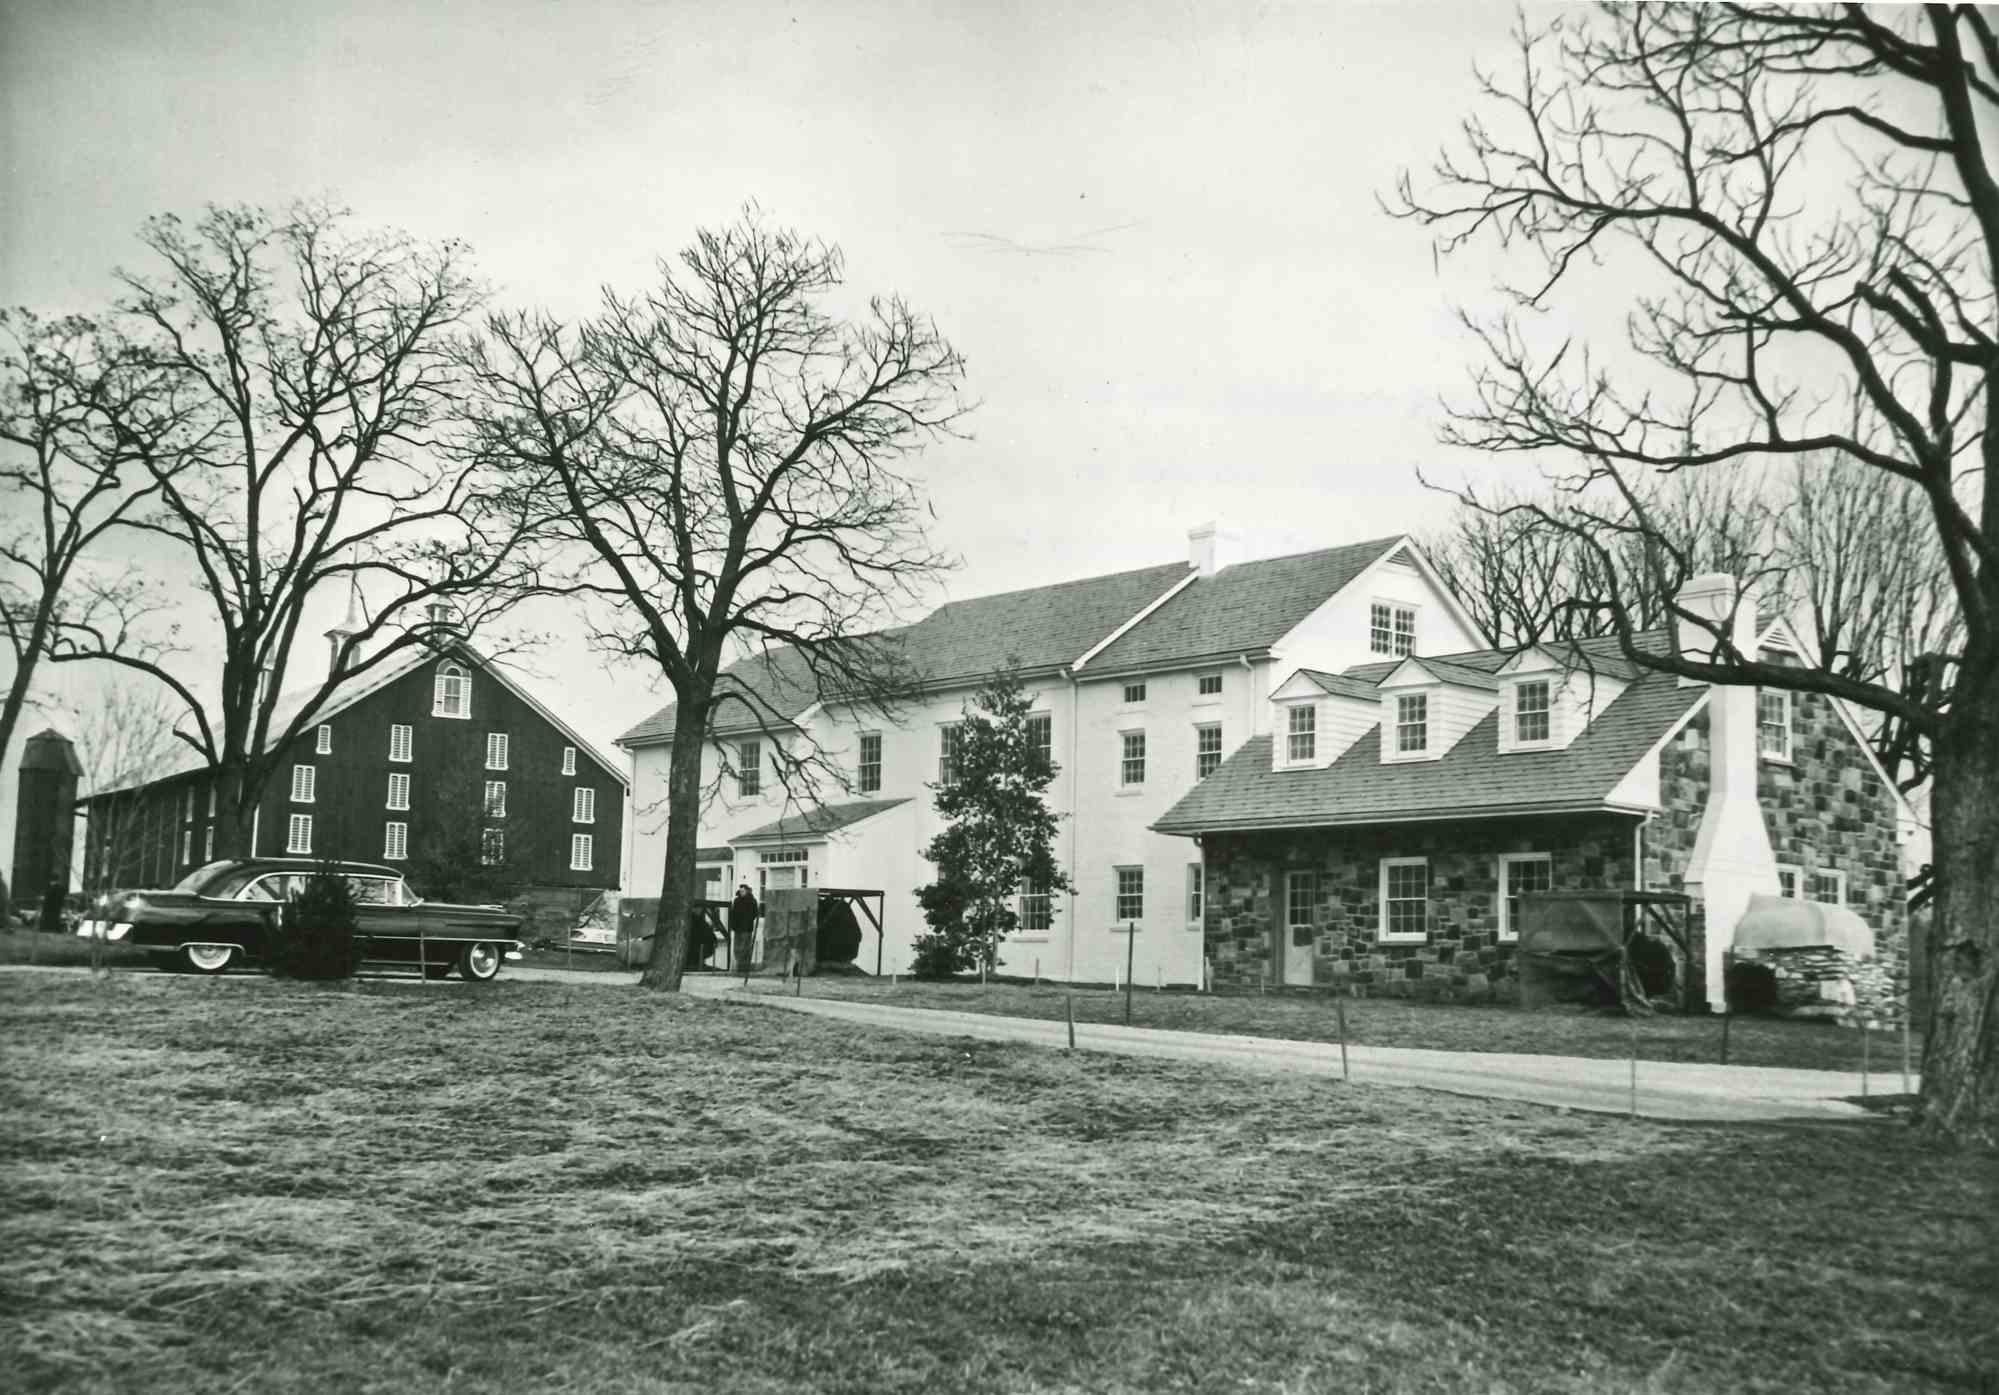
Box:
[73,920,133,942]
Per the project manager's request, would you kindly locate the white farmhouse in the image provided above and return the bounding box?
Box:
[615,526,1485,983]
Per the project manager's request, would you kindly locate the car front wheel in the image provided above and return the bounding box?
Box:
[182,944,236,975]
[458,942,502,982]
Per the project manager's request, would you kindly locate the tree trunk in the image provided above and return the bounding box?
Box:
[1921,691,1999,1148]
[641,708,709,991]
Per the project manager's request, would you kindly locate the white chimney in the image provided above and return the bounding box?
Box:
[1673,573,1779,1008]
[1187,522,1240,578]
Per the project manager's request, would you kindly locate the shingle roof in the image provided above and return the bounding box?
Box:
[617,561,1193,746]
[1345,631,1660,686]
[1389,655,1501,691]
[1153,671,1704,835]
[1295,669,1382,702]
[730,797,912,845]
[1083,537,1405,672]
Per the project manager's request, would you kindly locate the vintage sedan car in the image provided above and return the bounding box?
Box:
[74,858,525,980]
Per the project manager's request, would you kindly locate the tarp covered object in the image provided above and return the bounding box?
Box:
[1732,893,1875,959]
[1518,895,1624,1009]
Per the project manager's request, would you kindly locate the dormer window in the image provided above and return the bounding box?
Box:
[1395,695,1428,753]
[1286,705,1316,762]
[433,662,470,718]
[1514,681,1551,744]
[1370,602,1417,657]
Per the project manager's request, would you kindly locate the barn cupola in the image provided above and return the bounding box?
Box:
[323,578,368,677]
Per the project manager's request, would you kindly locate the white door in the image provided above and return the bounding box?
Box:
[1281,870,1316,986]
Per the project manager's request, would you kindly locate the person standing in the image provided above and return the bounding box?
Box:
[727,881,760,970]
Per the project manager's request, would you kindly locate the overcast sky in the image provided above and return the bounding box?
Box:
[2,0,1546,773]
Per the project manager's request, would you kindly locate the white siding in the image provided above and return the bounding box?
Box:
[1272,551,1482,678]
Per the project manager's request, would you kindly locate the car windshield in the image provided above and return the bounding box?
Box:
[172,862,239,894]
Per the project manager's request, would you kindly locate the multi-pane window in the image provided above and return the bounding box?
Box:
[1515,681,1551,743]
[486,732,509,771]
[433,663,470,718]
[316,724,332,755]
[1380,858,1429,939]
[1371,602,1416,656]
[858,732,882,793]
[561,746,577,776]
[389,723,413,763]
[1186,864,1204,924]
[1287,704,1316,761]
[738,740,762,796]
[1395,695,1429,753]
[1498,853,1553,940]
[1027,713,1052,768]
[573,787,596,823]
[1197,673,1223,697]
[1122,682,1147,704]
[570,833,594,871]
[1120,731,1146,786]
[1810,868,1847,904]
[1114,866,1144,923]
[386,773,411,811]
[482,828,505,865]
[485,780,507,818]
[287,814,313,855]
[1286,870,1317,932]
[1757,690,1791,759]
[937,724,962,787]
[1018,877,1052,932]
[291,764,316,804]
[1196,723,1223,779]
[383,822,408,861]
[1776,865,1801,899]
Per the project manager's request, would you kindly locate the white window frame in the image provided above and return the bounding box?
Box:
[486,731,509,771]
[1027,712,1053,768]
[386,772,411,811]
[570,833,594,871]
[1776,863,1802,899]
[1757,689,1792,761]
[1394,694,1429,755]
[573,786,596,824]
[389,723,413,763]
[858,731,882,793]
[482,827,505,865]
[286,813,313,855]
[433,662,471,719]
[1186,863,1204,926]
[1119,730,1146,787]
[1017,876,1053,935]
[1195,722,1223,780]
[1370,600,1417,657]
[384,821,408,861]
[1286,704,1316,762]
[1197,672,1223,697]
[937,723,962,788]
[561,745,577,776]
[1285,869,1317,933]
[1378,857,1429,943]
[738,740,762,796]
[291,764,316,804]
[315,724,332,755]
[1809,867,1847,905]
[485,780,507,818]
[1121,681,1148,705]
[1113,865,1144,926]
[1513,681,1553,746]
[1496,852,1553,942]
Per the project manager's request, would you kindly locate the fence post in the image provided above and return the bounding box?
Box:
[1334,993,1350,1081]
[1066,992,1076,1052]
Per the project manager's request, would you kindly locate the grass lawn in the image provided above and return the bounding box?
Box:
[743,977,1922,1075]
[0,927,153,970]
[2,973,1991,1394]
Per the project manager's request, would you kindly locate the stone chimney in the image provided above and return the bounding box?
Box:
[1674,573,1780,1008]
[324,579,367,678]
[1187,522,1241,578]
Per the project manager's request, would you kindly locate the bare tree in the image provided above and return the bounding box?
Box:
[0,311,192,916]
[1392,5,1994,1143]
[54,674,189,893]
[465,211,966,991]
[43,204,537,855]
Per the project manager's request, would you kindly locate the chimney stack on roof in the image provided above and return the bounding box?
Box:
[1188,522,1240,578]
[1673,572,1757,678]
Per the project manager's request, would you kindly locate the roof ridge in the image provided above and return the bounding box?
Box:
[1207,534,1405,578]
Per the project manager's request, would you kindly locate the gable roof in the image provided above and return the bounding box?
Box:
[1344,629,1659,686]
[1379,654,1502,691]
[1081,537,1405,673]
[1153,670,1704,835]
[1291,669,1383,702]
[729,797,912,845]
